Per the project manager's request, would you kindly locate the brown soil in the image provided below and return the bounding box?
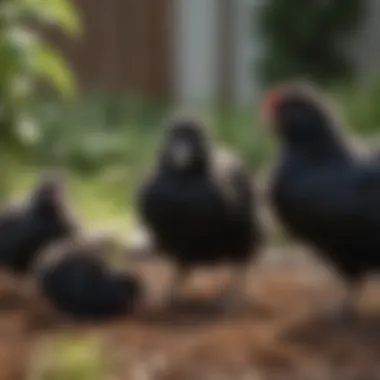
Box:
[1,246,380,380]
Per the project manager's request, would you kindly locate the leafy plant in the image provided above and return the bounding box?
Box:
[0,0,80,144]
[0,0,80,199]
[256,0,367,85]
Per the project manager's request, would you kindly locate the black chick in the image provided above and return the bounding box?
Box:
[34,235,143,322]
[0,175,76,275]
[138,116,261,313]
[264,82,380,319]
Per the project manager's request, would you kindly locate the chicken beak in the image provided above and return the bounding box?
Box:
[171,140,193,168]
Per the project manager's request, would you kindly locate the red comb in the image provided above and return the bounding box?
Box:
[261,89,284,116]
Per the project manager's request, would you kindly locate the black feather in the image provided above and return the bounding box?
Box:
[35,237,142,321]
[0,176,76,274]
[138,118,261,268]
[269,86,380,283]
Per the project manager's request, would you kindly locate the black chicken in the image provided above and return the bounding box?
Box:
[138,116,261,313]
[0,175,76,275]
[263,83,380,319]
[34,235,143,321]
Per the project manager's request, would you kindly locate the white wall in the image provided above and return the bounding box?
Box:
[173,0,218,105]
[173,0,261,106]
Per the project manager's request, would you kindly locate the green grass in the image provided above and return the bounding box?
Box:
[8,81,380,240]
[18,94,273,238]
[33,94,273,172]
[30,335,105,380]
[31,80,380,177]
[8,164,134,238]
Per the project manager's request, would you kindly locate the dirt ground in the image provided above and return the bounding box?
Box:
[1,245,380,380]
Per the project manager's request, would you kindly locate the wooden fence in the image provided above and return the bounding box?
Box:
[45,0,173,100]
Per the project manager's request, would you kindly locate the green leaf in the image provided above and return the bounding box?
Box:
[33,43,77,98]
[17,0,82,37]
[256,0,367,85]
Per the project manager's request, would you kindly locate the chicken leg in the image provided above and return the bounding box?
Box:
[215,263,248,316]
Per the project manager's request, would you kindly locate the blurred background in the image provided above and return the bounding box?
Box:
[3,1,380,378]
[3,0,380,237]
